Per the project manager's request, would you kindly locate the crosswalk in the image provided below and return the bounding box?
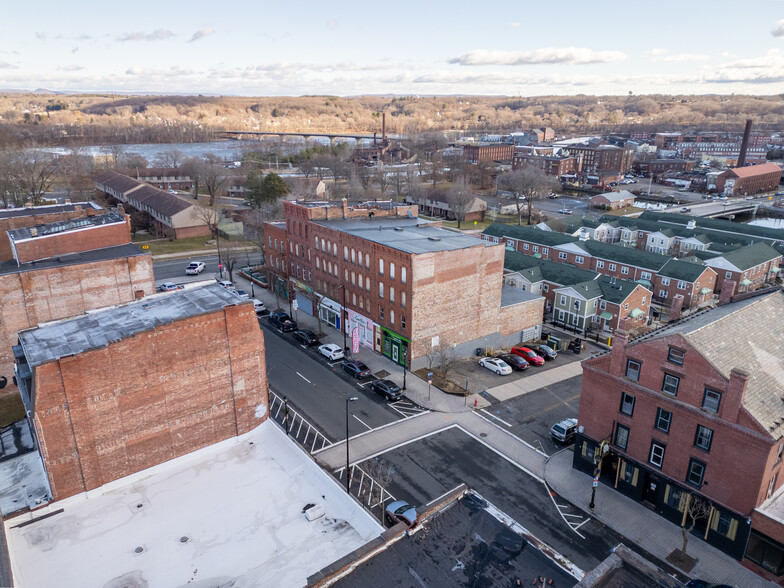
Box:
[388,398,428,419]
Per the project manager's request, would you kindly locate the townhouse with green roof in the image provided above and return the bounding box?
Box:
[653,258,718,310]
[704,242,783,296]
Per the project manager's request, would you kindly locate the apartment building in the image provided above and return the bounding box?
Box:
[512,153,580,177]
[464,143,514,164]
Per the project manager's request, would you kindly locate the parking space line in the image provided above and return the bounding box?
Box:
[352,415,372,431]
[478,408,513,427]
[356,381,373,388]
[296,372,311,384]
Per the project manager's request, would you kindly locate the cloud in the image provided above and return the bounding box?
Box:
[119,29,174,42]
[72,46,79,54]
[661,53,710,62]
[0,61,17,69]
[509,22,520,28]
[35,32,47,41]
[645,48,668,56]
[189,27,214,42]
[326,20,337,30]
[59,65,85,72]
[703,49,784,84]
[447,47,626,66]
[773,19,784,37]
[125,65,194,77]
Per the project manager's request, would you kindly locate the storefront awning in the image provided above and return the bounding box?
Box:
[599,311,614,320]
[740,279,753,286]
[629,308,645,319]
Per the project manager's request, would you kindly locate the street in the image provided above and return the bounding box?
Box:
[152,254,220,285]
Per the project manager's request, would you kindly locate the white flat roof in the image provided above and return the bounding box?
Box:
[5,420,382,588]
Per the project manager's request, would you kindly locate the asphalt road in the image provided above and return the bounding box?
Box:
[153,254,220,284]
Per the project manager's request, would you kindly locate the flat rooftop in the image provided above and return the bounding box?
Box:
[316,218,489,254]
[500,285,542,307]
[294,199,406,211]
[5,420,382,588]
[7,211,125,242]
[0,243,146,276]
[0,202,101,220]
[19,283,241,367]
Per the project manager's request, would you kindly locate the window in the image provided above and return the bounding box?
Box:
[702,388,722,413]
[351,249,356,264]
[379,307,384,320]
[662,374,680,396]
[401,315,406,329]
[600,300,606,310]
[542,248,549,255]
[366,253,370,268]
[390,287,395,303]
[641,271,651,280]
[655,408,672,432]
[575,256,584,264]
[649,441,666,468]
[559,295,566,305]
[352,293,356,305]
[597,260,605,269]
[659,289,667,298]
[609,263,616,271]
[624,303,629,310]
[615,424,630,450]
[559,252,567,260]
[621,266,629,275]
[379,283,384,298]
[533,245,539,253]
[769,474,778,499]
[622,462,638,485]
[365,277,370,291]
[642,296,646,305]
[777,442,784,463]
[626,360,641,381]
[620,392,635,416]
[687,458,706,486]
[401,267,406,283]
[677,281,687,290]
[523,243,530,250]
[574,300,581,311]
[666,486,684,510]
[543,284,549,292]
[390,263,395,280]
[695,425,713,451]
[507,239,515,248]
[667,347,685,365]
[344,246,348,260]
[390,310,395,326]
[725,271,732,279]
[401,292,406,307]
[379,259,384,275]
[332,243,337,256]
[661,277,670,286]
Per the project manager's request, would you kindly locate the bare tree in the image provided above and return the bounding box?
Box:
[436,340,457,382]
[202,162,228,207]
[498,167,560,226]
[181,156,205,196]
[118,152,149,170]
[0,149,20,208]
[446,177,475,229]
[105,144,125,170]
[193,203,224,267]
[14,150,56,205]
[155,149,185,168]
[406,165,423,199]
[679,494,712,560]
[60,147,94,201]
[220,238,245,284]
[243,200,283,262]
[353,165,373,195]
[375,165,392,196]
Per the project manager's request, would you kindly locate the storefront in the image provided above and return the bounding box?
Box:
[292,280,315,316]
[347,310,376,350]
[318,297,342,332]
[381,327,409,367]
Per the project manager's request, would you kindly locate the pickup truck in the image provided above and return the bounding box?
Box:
[268,312,297,332]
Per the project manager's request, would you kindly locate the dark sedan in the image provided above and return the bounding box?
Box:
[370,379,402,400]
[531,344,558,360]
[343,360,371,379]
[496,353,529,371]
[293,329,319,346]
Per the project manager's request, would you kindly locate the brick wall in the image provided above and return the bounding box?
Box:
[13,220,131,263]
[498,297,545,336]
[0,254,155,396]
[0,206,100,262]
[33,302,268,500]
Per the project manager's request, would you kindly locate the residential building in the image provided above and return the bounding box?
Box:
[129,167,193,191]
[635,159,696,177]
[558,141,634,174]
[0,202,103,262]
[575,292,784,581]
[553,276,650,334]
[590,191,636,210]
[714,163,783,197]
[704,242,782,296]
[14,283,268,501]
[654,259,718,310]
[404,191,487,222]
[464,143,514,164]
[512,153,580,177]
[271,199,544,367]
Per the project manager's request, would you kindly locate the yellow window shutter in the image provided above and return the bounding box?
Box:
[728,519,738,541]
[631,467,638,486]
[664,484,670,505]
[704,506,715,540]
[582,441,587,458]
[710,509,720,531]
[620,461,626,478]
[679,492,689,513]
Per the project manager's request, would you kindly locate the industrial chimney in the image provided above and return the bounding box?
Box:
[737,119,752,167]
[382,113,386,142]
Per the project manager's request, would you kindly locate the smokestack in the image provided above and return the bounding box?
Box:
[737,119,752,167]
[382,113,386,141]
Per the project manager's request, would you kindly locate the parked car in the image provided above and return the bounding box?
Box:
[185,261,206,275]
[685,581,733,588]
[370,379,402,401]
[293,329,319,346]
[252,299,269,315]
[745,195,755,200]
[496,353,529,371]
[385,500,417,527]
[680,207,691,213]
[479,357,513,375]
[548,193,558,199]
[550,418,578,444]
[343,360,371,379]
[216,279,235,290]
[158,282,184,292]
[234,289,250,300]
[558,208,573,215]
[511,346,545,366]
[318,343,344,361]
[531,344,557,360]
[268,312,297,332]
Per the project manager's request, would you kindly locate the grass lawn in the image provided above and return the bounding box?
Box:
[602,206,645,216]
[131,235,220,255]
[0,393,25,428]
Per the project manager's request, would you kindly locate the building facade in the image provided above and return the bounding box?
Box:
[715,163,783,196]
[464,143,514,164]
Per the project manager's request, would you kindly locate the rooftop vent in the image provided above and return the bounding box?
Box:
[428,236,441,242]
[395,227,404,232]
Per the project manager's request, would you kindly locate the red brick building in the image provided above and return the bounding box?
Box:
[129,167,193,191]
[512,153,580,177]
[0,202,103,262]
[636,159,696,177]
[15,284,268,501]
[575,292,784,578]
[269,199,543,367]
[704,242,782,297]
[464,143,514,164]
[715,163,783,196]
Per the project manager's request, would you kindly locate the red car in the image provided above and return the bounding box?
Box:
[511,346,545,366]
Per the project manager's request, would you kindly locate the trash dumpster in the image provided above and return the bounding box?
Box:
[547,336,562,352]
[475,348,483,357]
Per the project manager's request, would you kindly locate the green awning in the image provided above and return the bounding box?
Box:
[770,266,780,273]
[600,311,614,320]
[533,253,542,258]
[699,287,712,295]
[635,279,652,287]
[741,278,753,286]
[629,308,645,319]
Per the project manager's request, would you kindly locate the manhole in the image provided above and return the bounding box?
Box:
[480,433,488,437]
[180,536,189,543]
[136,503,143,509]
[134,546,144,554]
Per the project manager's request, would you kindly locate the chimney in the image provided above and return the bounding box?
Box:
[609,329,630,376]
[341,198,348,219]
[737,119,752,168]
[382,113,386,142]
[719,278,737,305]
[668,294,684,322]
[723,368,749,422]
[30,227,37,237]
[686,219,696,230]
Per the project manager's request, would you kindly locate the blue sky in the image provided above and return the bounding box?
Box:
[2,1,784,96]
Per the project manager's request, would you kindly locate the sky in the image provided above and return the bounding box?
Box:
[3,1,784,96]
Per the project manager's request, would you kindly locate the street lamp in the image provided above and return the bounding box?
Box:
[345,396,358,494]
[341,285,348,356]
[402,355,407,391]
[283,396,290,436]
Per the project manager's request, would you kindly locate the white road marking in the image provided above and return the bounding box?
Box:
[352,415,372,431]
[296,372,311,384]
[478,408,513,427]
[574,519,590,530]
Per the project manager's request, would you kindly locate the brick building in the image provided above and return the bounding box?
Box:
[512,153,580,177]
[559,143,634,174]
[636,159,696,176]
[129,167,193,191]
[14,284,268,501]
[7,211,130,264]
[575,292,784,580]
[268,199,544,367]
[0,202,103,262]
[590,191,635,210]
[464,143,514,164]
[715,163,783,197]
[704,242,782,297]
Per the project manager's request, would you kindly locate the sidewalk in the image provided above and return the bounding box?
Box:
[544,449,777,588]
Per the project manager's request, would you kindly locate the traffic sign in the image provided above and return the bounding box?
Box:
[592,481,598,488]
[218,263,223,269]
[292,299,298,311]
[427,371,433,377]
[428,379,432,385]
